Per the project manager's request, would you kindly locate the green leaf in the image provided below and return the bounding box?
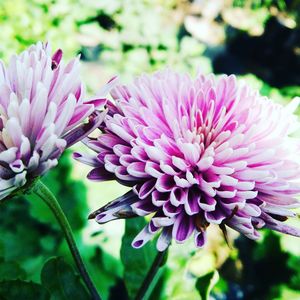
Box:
[86,247,123,300]
[0,258,26,281]
[41,257,90,300]
[120,218,157,299]
[0,280,49,299]
[148,267,168,300]
[195,270,219,300]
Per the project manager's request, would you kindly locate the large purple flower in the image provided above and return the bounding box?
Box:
[75,69,300,251]
[0,42,112,200]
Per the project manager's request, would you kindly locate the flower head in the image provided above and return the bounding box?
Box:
[0,42,112,200]
[76,69,300,251]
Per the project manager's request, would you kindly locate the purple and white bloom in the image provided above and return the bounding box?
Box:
[75,69,300,251]
[0,42,113,200]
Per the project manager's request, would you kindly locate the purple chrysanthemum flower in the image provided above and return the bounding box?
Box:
[75,69,300,251]
[0,42,113,200]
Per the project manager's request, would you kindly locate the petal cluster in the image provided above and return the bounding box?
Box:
[0,42,108,199]
[77,69,300,251]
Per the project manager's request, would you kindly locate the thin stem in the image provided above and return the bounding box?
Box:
[32,180,101,300]
[135,249,168,300]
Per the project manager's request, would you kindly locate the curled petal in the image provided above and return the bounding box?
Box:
[64,110,107,148]
[89,190,139,222]
[194,230,207,248]
[172,214,194,243]
[260,212,300,238]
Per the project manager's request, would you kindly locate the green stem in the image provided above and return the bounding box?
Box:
[135,249,167,300]
[32,180,101,300]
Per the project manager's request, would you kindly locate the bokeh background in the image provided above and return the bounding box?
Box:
[0,0,300,299]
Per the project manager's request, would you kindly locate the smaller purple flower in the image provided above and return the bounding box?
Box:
[0,42,115,200]
[76,69,300,251]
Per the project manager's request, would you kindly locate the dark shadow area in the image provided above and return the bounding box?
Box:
[213,17,300,88]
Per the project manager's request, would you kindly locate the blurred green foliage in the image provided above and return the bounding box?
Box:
[233,0,300,12]
[120,218,156,299]
[79,0,211,78]
[0,0,299,299]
